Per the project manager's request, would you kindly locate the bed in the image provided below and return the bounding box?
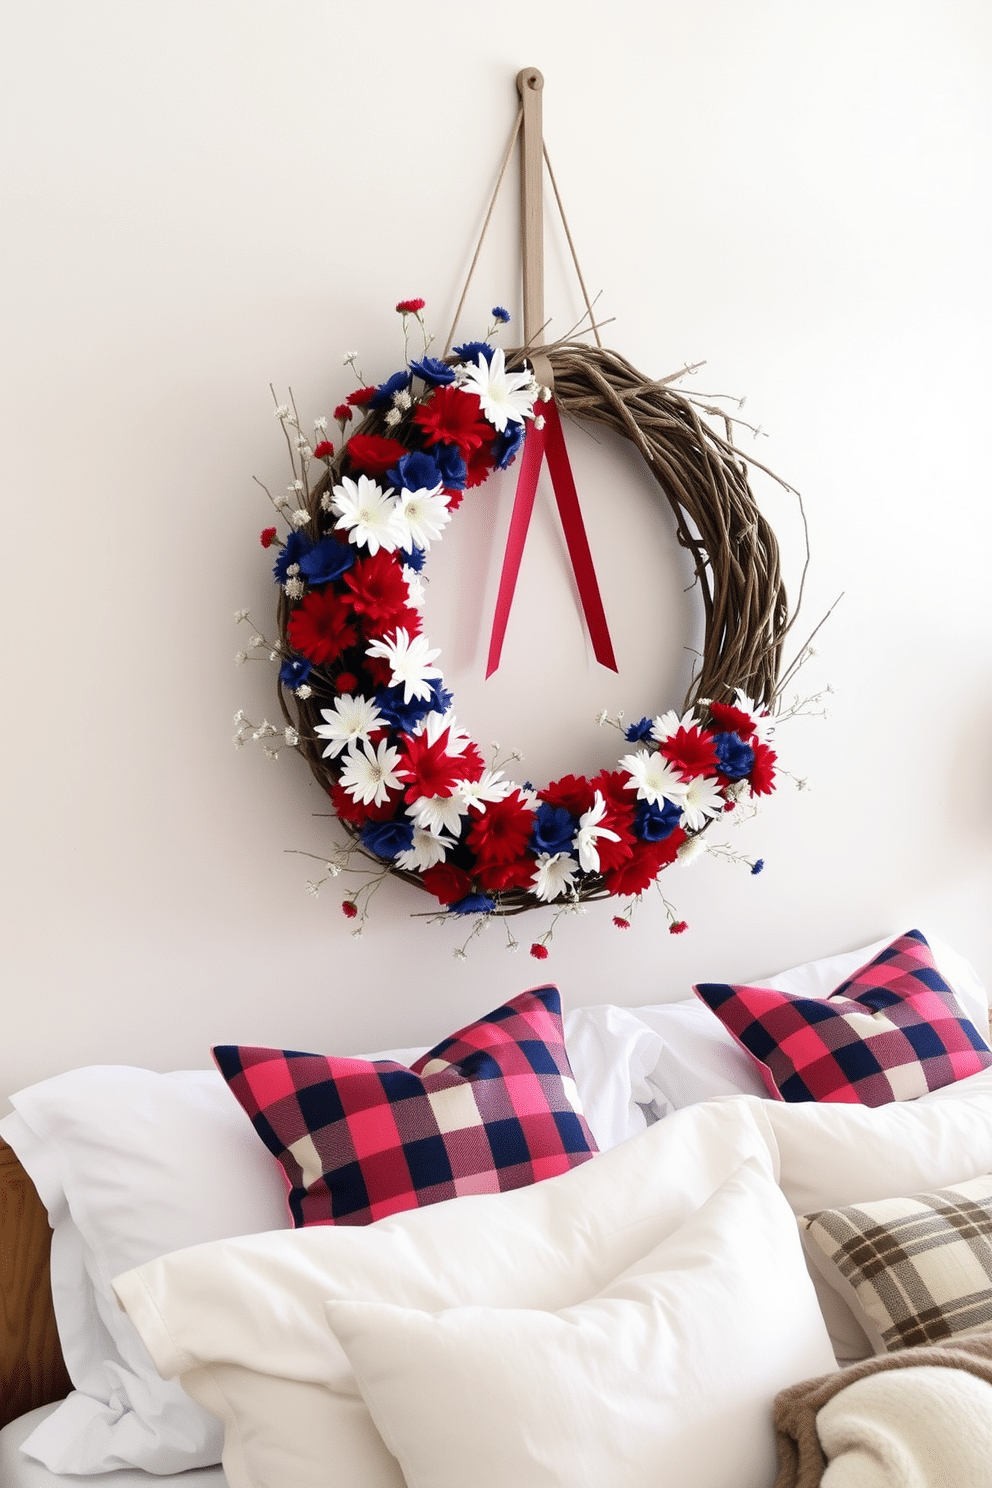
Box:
[2,929,991,1488]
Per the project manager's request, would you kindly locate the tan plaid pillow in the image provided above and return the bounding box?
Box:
[801,1174,992,1353]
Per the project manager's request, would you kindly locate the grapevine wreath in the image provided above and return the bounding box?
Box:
[239,304,801,951]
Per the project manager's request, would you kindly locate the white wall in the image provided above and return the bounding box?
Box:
[2,0,989,1106]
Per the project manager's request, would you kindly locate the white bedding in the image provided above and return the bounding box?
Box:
[0,1406,227,1488]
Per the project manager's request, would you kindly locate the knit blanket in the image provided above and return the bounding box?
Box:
[773,1330,992,1488]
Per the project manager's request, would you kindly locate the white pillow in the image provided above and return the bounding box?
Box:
[326,1159,836,1488]
[113,1097,781,1488]
[640,931,989,1112]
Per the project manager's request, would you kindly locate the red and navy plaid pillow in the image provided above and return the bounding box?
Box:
[213,986,597,1226]
[695,930,992,1106]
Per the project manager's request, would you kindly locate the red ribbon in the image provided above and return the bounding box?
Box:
[486,400,618,678]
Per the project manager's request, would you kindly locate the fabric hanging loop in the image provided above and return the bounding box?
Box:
[485,68,617,678]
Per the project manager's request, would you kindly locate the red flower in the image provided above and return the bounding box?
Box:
[341,901,358,919]
[395,729,463,803]
[330,780,400,825]
[669,920,689,935]
[363,653,395,690]
[476,857,538,892]
[396,298,426,314]
[539,774,594,816]
[345,433,410,477]
[590,769,633,811]
[336,671,358,693]
[529,943,550,960]
[708,701,757,738]
[333,404,353,424]
[444,487,465,512]
[414,387,491,457]
[603,831,685,897]
[748,742,777,796]
[260,526,278,548]
[343,549,411,630]
[286,589,357,665]
[466,793,534,866]
[346,386,377,407]
[612,916,630,929]
[660,726,718,779]
[313,440,335,459]
[462,441,495,488]
[456,742,486,780]
[422,863,473,906]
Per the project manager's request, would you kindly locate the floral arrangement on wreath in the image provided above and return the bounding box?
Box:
[235,300,795,959]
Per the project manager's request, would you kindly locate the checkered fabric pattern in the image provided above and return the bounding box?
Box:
[802,1175,992,1351]
[213,986,597,1227]
[694,930,992,1106]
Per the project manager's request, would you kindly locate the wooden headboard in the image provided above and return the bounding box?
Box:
[0,1138,71,1430]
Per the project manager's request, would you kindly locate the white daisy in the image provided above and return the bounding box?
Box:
[365,627,442,703]
[651,706,699,742]
[332,475,405,555]
[313,694,382,759]
[620,748,689,808]
[677,834,709,867]
[680,776,726,831]
[404,568,426,608]
[733,688,776,743]
[531,852,579,902]
[574,791,621,874]
[456,348,536,432]
[454,769,514,815]
[394,484,451,551]
[338,738,403,807]
[416,710,472,756]
[395,827,456,873]
[406,793,464,837]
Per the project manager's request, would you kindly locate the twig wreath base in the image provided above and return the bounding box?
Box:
[241,314,800,942]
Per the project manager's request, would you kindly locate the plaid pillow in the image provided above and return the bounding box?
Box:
[213,986,597,1227]
[801,1174,992,1351]
[694,930,992,1106]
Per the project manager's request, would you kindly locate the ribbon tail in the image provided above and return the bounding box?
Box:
[485,420,547,678]
[543,402,618,672]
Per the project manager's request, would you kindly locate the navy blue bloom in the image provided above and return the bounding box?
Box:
[449,892,496,915]
[529,803,578,857]
[452,340,495,365]
[491,306,511,324]
[402,543,427,572]
[434,443,467,490]
[751,859,764,875]
[409,357,457,387]
[713,731,756,780]
[373,678,451,732]
[279,655,311,689]
[272,529,312,582]
[492,421,526,470]
[369,370,412,410]
[360,818,416,860]
[387,450,444,494]
[635,798,682,842]
[624,716,655,743]
[297,536,355,585]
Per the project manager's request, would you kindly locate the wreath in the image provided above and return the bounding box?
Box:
[238,302,794,954]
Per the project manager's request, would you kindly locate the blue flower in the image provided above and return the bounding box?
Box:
[492,421,526,470]
[279,655,311,689]
[298,536,355,585]
[529,803,578,857]
[402,543,427,572]
[713,731,756,780]
[491,306,511,324]
[373,678,451,731]
[449,892,496,915]
[369,370,412,409]
[409,357,456,387]
[387,450,444,494]
[635,798,682,842]
[624,716,655,743]
[434,443,467,490]
[452,340,495,365]
[751,859,764,876]
[360,818,416,860]
[272,529,312,582]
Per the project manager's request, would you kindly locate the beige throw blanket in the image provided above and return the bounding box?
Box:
[774,1330,992,1488]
